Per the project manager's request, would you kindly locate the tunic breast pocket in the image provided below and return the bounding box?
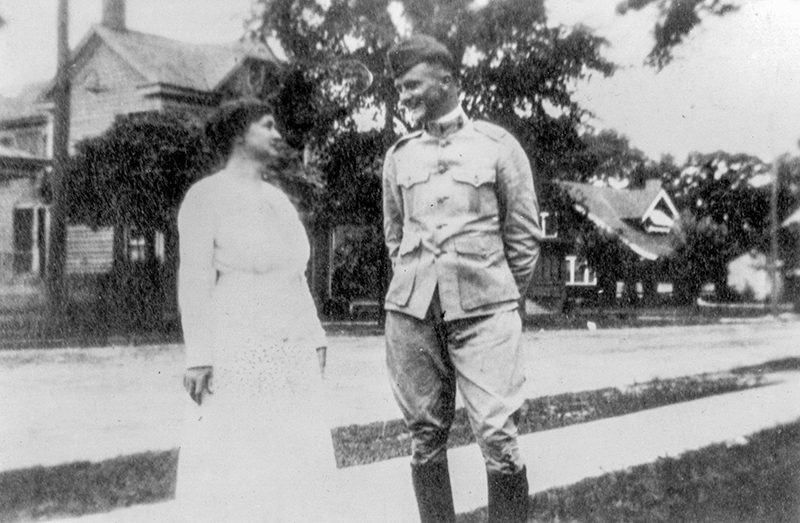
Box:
[397,170,431,189]
[450,168,497,215]
[451,167,496,188]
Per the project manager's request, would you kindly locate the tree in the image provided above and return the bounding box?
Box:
[315,129,387,225]
[667,213,737,304]
[665,152,773,255]
[578,223,636,304]
[660,150,800,303]
[617,0,740,69]
[250,0,615,180]
[249,0,616,315]
[568,129,658,186]
[65,111,211,232]
[64,111,212,328]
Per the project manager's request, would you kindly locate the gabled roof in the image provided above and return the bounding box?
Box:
[559,179,679,261]
[0,82,51,123]
[44,25,282,96]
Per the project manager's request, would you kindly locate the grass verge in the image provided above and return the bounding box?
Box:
[1,358,797,522]
[459,420,800,523]
[332,368,770,467]
[0,451,177,522]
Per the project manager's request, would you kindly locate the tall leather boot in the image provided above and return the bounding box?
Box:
[411,459,456,523]
[487,466,529,523]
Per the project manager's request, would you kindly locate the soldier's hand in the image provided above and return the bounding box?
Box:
[183,366,213,405]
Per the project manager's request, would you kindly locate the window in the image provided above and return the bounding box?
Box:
[125,227,165,263]
[127,229,147,263]
[540,211,558,238]
[565,255,597,286]
[12,206,47,276]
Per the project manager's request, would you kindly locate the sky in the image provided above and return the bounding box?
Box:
[1,0,799,163]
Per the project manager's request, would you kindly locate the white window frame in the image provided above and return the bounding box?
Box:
[12,204,49,276]
[539,211,558,238]
[565,255,598,286]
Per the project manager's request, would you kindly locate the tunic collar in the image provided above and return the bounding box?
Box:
[425,106,468,137]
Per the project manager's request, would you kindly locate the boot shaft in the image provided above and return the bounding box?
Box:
[411,460,457,523]
[487,466,529,523]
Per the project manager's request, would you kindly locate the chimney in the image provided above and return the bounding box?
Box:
[102,0,126,31]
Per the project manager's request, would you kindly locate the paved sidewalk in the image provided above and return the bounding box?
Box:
[2,318,799,521]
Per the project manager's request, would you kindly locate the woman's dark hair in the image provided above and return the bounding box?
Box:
[204,98,275,160]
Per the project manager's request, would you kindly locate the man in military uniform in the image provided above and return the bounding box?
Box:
[382,34,542,523]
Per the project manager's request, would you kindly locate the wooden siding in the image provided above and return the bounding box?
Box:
[65,225,114,274]
[69,41,160,149]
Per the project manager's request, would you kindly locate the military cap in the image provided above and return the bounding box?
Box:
[386,34,457,78]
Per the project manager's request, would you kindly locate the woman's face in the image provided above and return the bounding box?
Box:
[241,113,284,159]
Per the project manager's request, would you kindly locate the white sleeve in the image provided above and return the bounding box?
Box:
[298,271,328,350]
[177,183,217,368]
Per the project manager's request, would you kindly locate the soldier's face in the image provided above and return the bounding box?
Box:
[394,62,452,124]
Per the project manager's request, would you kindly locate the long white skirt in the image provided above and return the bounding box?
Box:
[175,274,340,522]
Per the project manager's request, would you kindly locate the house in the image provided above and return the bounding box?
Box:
[0,144,49,310]
[0,0,282,318]
[559,179,679,260]
[529,179,680,307]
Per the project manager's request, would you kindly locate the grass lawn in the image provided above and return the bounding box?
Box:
[460,421,800,523]
[1,358,797,522]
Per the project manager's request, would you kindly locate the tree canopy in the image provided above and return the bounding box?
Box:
[64,111,212,231]
[617,0,740,69]
[250,0,615,181]
[569,129,662,186]
[665,152,773,253]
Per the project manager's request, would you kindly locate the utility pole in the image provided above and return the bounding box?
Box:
[769,158,781,316]
[46,0,70,316]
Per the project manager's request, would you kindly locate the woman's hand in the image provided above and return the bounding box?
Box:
[183,366,213,405]
[316,346,327,379]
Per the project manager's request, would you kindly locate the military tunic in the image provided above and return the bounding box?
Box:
[382,110,541,320]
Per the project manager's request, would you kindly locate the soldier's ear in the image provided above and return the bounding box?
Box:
[442,70,461,91]
[439,72,454,89]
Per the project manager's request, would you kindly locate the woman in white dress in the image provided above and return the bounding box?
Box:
[175,99,339,522]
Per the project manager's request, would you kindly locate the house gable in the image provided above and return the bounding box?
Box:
[558,179,679,261]
[95,26,280,91]
[641,188,679,233]
[38,26,284,128]
[34,25,284,150]
[68,34,156,147]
